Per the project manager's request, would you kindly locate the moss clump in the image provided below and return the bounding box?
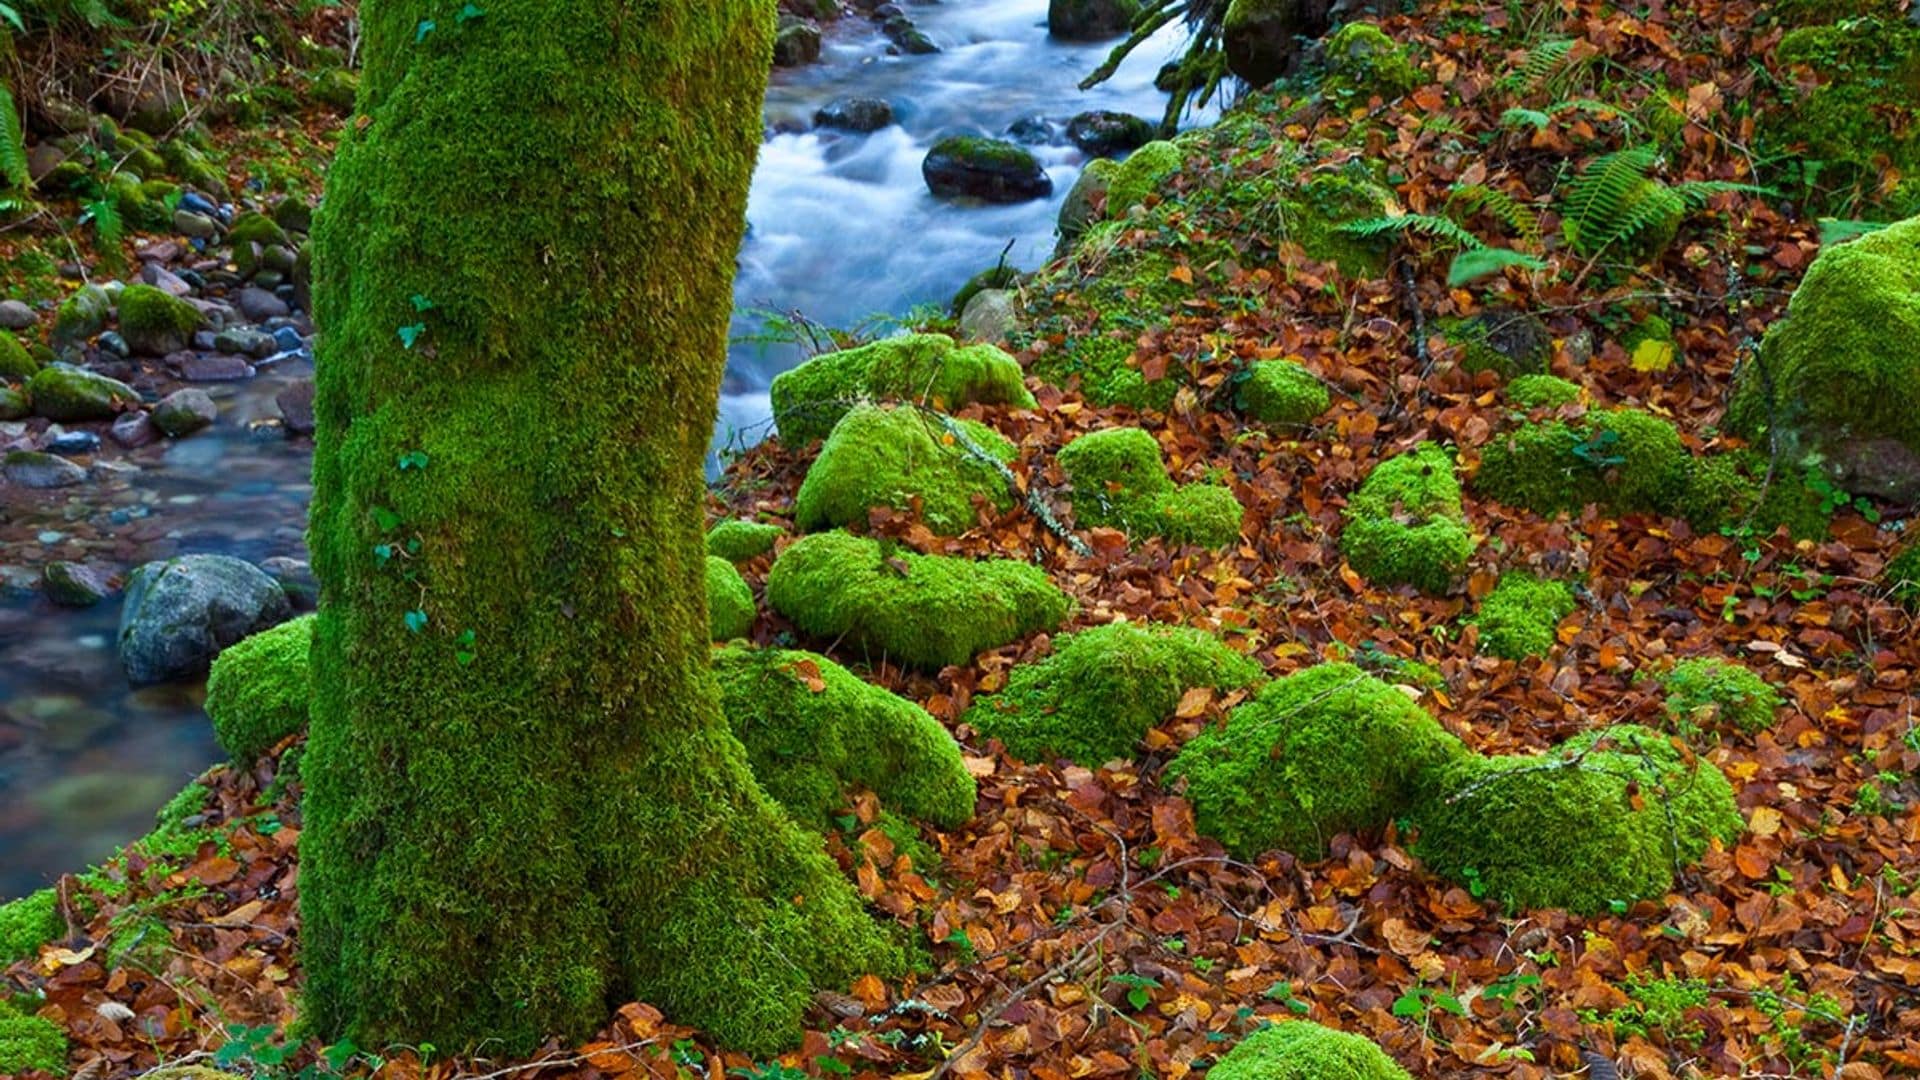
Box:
[1237,360,1329,426]
[50,284,110,351]
[0,334,38,380]
[1475,572,1575,660]
[1322,22,1421,105]
[1278,173,1394,276]
[1168,663,1472,860]
[1889,540,1920,609]
[156,781,212,830]
[769,333,1035,445]
[1107,140,1183,215]
[794,405,1014,535]
[117,283,205,355]
[1659,658,1784,736]
[0,889,62,967]
[714,645,975,829]
[1759,21,1920,216]
[707,556,756,641]
[1340,444,1476,594]
[767,531,1071,670]
[25,366,140,421]
[1413,725,1744,913]
[1675,452,1830,541]
[706,520,783,562]
[0,1001,67,1077]
[1209,1021,1412,1080]
[1058,427,1244,547]
[965,622,1262,765]
[227,210,291,249]
[204,615,313,762]
[1476,408,1689,518]
[1443,309,1552,379]
[1031,333,1178,410]
[1506,374,1582,409]
[1729,214,1920,501]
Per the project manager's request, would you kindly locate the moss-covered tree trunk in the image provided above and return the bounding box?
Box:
[303,0,897,1055]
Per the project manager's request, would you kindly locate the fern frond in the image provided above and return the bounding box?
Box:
[1505,37,1587,97]
[1818,218,1889,245]
[1561,144,1660,254]
[1501,108,1549,131]
[0,83,27,192]
[1598,184,1685,253]
[1335,213,1485,250]
[66,0,121,29]
[1447,248,1550,286]
[1449,183,1543,247]
[1670,180,1774,208]
[81,197,123,258]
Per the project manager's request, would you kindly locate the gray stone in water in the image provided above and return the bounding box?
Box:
[214,327,278,359]
[178,353,254,381]
[43,561,113,607]
[152,388,217,437]
[3,450,88,488]
[261,556,318,610]
[0,300,36,330]
[236,286,290,322]
[110,411,159,448]
[815,97,895,133]
[276,379,315,436]
[117,554,293,685]
[173,209,219,239]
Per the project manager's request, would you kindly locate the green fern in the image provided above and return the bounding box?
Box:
[1504,37,1585,97]
[0,83,27,192]
[1560,144,1663,255]
[1448,183,1543,247]
[1335,213,1484,250]
[81,197,123,268]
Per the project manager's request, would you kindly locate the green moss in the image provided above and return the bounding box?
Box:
[794,404,1014,535]
[1759,20,1920,215]
[1340,444,1475,594]
[1476,409,1688,518]
[204,615,313,762]
[1443,310,1552,379]
[117,283,205,354]
[1209,1021,1412,1080]
[1889,540,1920,609]
[714,645,975,829]
[24,366,140,421]
[301,1,900,1056]
[707,556,756,641]
[1413,724,1744,913]
[227,210,291,248]
[965,622,1262,764]
[1322,22,1421,105]
[1030,333,1176,410]
[1730,214,1920,500]
[51,284,110,351]
[1058,427,1244,547]
[766,531,1071,670]
[1475,572,1575,660]
[162,140,226,193]
[1279,173,1394,276]
[0,889,62,967]
[1675,452,1830,541]
[156,782,212,831]
[1237,360,1329,426]
[1167,663,1472,860]
[0,1002,67,1077]
[0,334,38,380]
[1659,658,1784,736]
[1107,140,1183,215]
[706,520,783,562]
[770,333,1034,445]
[0,385,27,420]
[1506,374,1582,409]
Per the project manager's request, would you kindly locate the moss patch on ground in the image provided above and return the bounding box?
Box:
[794,404,1015,536]
[1475,572,1576,660]
[1476,408,1689,518]
[204,615,313,762]
[1209,1020,1412,1080]
[0,888,62,967]
[1659,657,1784,737]
[1237,359,1329,426]
[1340,444,1476,594]
[1058,427,1244,547]
[0,999,67,1078]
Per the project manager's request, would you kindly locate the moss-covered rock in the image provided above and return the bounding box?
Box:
[204,614,314,762]
[922,136,1052,203]
[1237,359,1329,426]
[1729,214,1920,501]
[1889,539,1920,609]
[714,645,975,829]
[1658,658,1784,737]
[1107,140,1182,215]
[1210,1021,1412,1080]
[1506,373,1583,409]
[1476,408,1689,518]
[1758,20,1920,216]
[1222,0,1315,88]
[1413,724,1744,912]
[767,531,1071,670]
[1443,309,1552,379]
[1058,427,1244,547]
[966,622,1262,764]
[1475,572,1575,660]
[794,404,1014,535]
[1675,451,1831,541]
[1057,158,1117,252]
[0,1001,67,1077]
[707,556,756,641]
[1048,0,1141,40]
[25,366,140,421]
[1340,444,1476,594]
[228,210,290,249]
[0,385,28,420]
[162,139,226,194]
[313,68,360,112]
[706,520,783,562]
[1168,663,1472,859]
[0,888,62,967]
[1280,173,1395,276]
[117,283,205,356]
[51,284,110,352]
[0,333,39,380]
[769,333,1034,445]
[951,264,1022,317]
[1322,22,1421,106]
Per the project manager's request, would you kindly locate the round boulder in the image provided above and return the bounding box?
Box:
[815,97,895,133]
[117,554,294,686]
[923,136,1053,203]
[1067,110,1155,157]
[1048,0,1141,40]
[152,388,217,437]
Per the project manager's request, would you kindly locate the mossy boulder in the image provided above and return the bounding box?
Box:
[1889,540,1920,609]
[117,283,205,356]
[1237,360,1329,426]
[1475,408,1689,518]
[25,366,140,421]
[796,405,1015,535]
[950,264,1022,317]
[1506,373,1582,409]
[1413,725,1744,913]
[0,385,28,420]
[1474,572,1575,660]
[1223,0,1317,87]
[162,140,226,194]
[51,284,110,352]
[707,520,784,562]
[708,556,756,641]
[1048,0,1141,40]
[0,888,62,967]
[1322,22,1421,105]
[769,333,1034,445]
[1674,450,1830,541]
[1210,1021,1412,1080]
[313,68,360,112]
[966,622,1263,765]
[1107,140,1182,215]
[714,645,976,829]
[1758,21,1920,216]
[1340,444,1476,594]
[1729,214,1920,501]
[1058,427,1243,547]
[0,1001,67,1077]
[1058,158,1117,253]
[1168,663,1472,860]
[0,333,39,380]
[1279,173,1395,276]
[922,136,1052,203]
[1659,658,1784,737]
[205,614,313,762]
[766,531,1070,670]
[1443,309,1552,379]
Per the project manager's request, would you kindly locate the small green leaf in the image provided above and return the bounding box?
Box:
[409,294,436,312]
[398,323,426,349]
[404,609,429,634]
[370,506,403,532]
[1127,987,1150,1010]
[373,543,394,566]
[456,2,485,22]
[397,449,431,471]
[414,18,435,41]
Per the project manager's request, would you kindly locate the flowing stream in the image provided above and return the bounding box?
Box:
[0,0,1202,897]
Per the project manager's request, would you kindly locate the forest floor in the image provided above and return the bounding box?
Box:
[5,0,1920,1079]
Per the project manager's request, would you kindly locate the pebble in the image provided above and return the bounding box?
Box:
[178,191,218,216]
[47,431,100,455]
[237,287,290,322]
[97,331,130,357]
[0,300,36,329]
[109,412,159,448]
[178,354,255,381]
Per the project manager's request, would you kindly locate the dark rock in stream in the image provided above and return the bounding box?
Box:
[816,97,895,132]
[152,388,217,437]
[237,287,290,322]
[3,450,87,488]
[1067,110,1155,156]
[176,353,254,382]
[773,19,823,66]
[42,561,113,607]
[923,136,1053,203]
[110,412,159,448]
[117,554,292,685]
